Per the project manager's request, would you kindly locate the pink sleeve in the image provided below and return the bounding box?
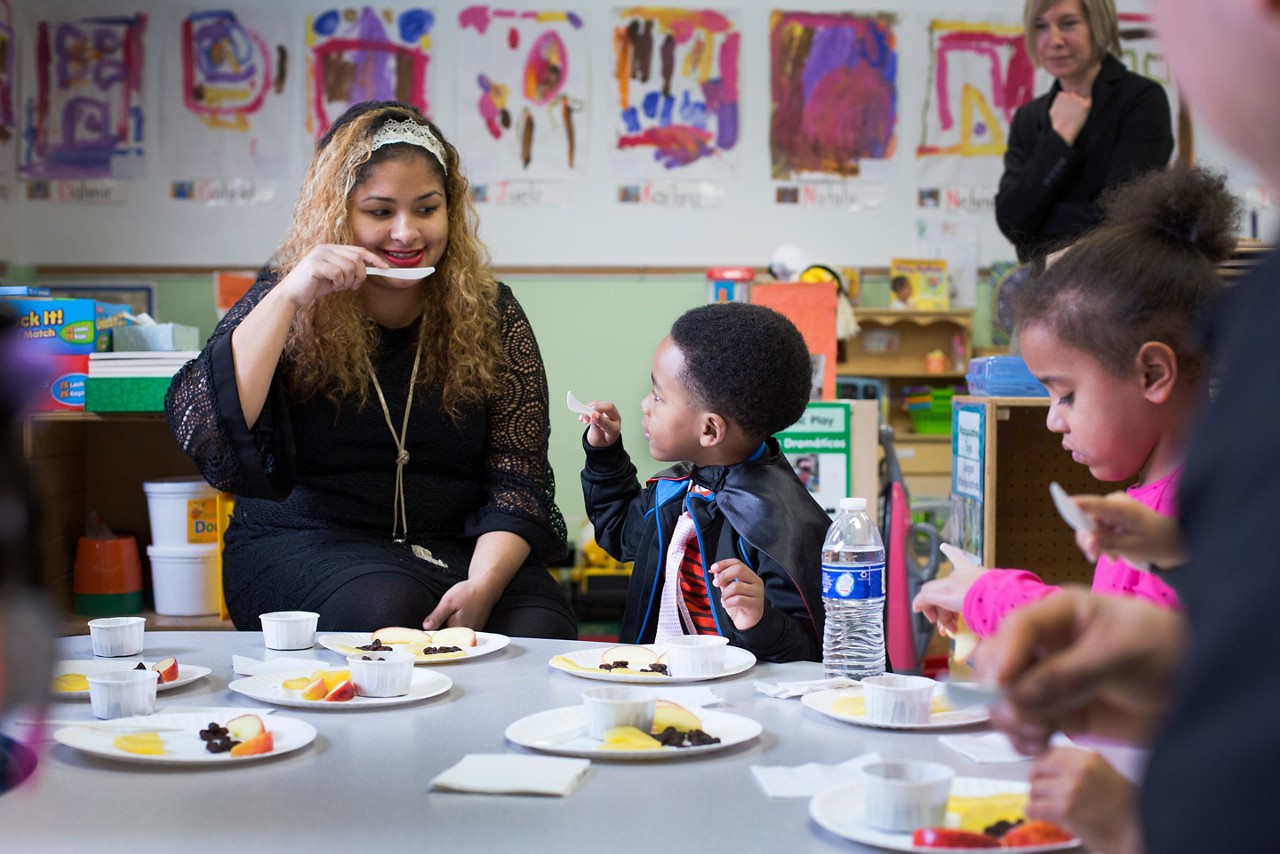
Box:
[962,569,1060,638]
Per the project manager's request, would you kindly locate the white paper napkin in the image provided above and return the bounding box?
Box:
[654,686,721,708]
[939,732,1073,764]
[751,752,882,798]
[754,676,859,698]
[430,754,590,796]
[232,655,328,676]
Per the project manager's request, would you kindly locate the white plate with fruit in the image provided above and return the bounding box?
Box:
[548,643,756,683]
[809,776,1080,851]
[802,686,989,731]
[505,701,761,760]
[50,658,212,700]
[52,712,316,766]
[317,626,509,663]
[228,667,452,709]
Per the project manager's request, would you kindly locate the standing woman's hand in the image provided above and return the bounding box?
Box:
[1050,91,1092,146]
[276,244,385,309]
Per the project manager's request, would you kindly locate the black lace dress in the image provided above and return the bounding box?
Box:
[165,273,574,637]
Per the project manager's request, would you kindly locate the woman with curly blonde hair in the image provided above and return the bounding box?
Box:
[166,101,576,638]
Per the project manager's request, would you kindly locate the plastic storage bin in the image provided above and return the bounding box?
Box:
[965,356,1048,397]
[903,386,954,435]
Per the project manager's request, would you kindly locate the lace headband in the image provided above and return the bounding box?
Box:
[371,118,448,174]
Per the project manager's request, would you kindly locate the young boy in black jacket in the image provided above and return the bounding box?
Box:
[578,303,830,662]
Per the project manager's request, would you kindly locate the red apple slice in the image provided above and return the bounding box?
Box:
[430,626,477,648]
[151,656,179,684]
[371,626,432,647]
[225,713,265,742]
[601,644,658,667]
[229,731,274,756]
[300,677,328,701]
[324,678,355,702]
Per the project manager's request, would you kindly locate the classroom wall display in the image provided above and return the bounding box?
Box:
[304,4,435,140]
[0,0,15,182]
[455,5,586,181]
[19,9,149,180]
[611,7,740,177]
[162,7,294,178]
[915,19,1033,188]
[768,10,897,181]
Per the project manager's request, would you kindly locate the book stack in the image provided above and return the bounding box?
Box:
[85,351,198,412]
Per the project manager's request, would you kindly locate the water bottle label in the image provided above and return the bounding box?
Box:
[821,563,885,600]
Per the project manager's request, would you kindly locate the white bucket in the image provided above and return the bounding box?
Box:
[147,543,221,616]
[143,476,220,547]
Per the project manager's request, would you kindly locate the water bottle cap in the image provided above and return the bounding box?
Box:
[839,497,867,511]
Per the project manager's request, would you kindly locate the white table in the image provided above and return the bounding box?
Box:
[1,633,1027,852]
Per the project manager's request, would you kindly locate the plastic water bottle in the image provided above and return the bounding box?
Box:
[821,496,886,680]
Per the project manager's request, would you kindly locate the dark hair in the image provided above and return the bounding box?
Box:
[669,303,812,441]
[1011,164,1239,379]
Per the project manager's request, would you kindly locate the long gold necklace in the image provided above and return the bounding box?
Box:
[367,326,424,543]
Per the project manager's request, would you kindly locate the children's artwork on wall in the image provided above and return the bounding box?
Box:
[0,0,15,181]
[19,10,148,180]
[611,7,740,177]
[163,8,293,178]
[1116,12,1185,162]
[769,11,897,181]
[915,19,1034,186]
[305,5,434,141]
[455,5,586,181]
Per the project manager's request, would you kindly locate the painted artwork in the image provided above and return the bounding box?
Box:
[19,11,148,180]
[305,5,434,141]
[163,8,293,177]
[0,0,14,179]
[916,19,1035,186]
[612,7,740,175]
[456,6,586,180]
[769,11,897,181]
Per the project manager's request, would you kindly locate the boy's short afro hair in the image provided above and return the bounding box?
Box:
[669,302,812,441]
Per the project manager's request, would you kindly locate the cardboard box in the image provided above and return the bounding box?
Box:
[35,354,90,411]
[3,297,133,410]
[85,376,171,412]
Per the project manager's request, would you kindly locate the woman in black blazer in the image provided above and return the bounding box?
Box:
[996,0,1173,262]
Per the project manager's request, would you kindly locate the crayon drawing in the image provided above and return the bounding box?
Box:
[163,8,293,177]
[769,11,897,181]
[305,5,433,141]
[0,0,14,179]
[612,7,740,176]
[456,5,586,180]
[19,11,148,180]
[916,19,1034,185]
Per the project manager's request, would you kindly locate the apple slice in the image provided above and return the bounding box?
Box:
[430,626,477,648]
[323,678,355,702]
[300,677,328,701]
[224,713,266,742]
[651,700,702,734]
[371,626,431,647]
[229,731,274,757]
[151,656,179,684]
[282,675,312,691]
[601,644,659,667]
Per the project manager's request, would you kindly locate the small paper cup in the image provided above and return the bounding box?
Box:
[863,674,936,725]
[859,760,955,832]
[581,686,655,740]
[662,635,729,678]
[259,611,319,650]
[87,616,145,657]
[87,669,158,720]
[347,650,415,698]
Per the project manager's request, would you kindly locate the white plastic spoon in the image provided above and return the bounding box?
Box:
[364,266,435,280]
[566,391,592,415]
[1049,481,1094,535]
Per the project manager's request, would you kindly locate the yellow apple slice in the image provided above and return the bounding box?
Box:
[52,673,89,692]
[430,626,477,648]
[651,700,702,734]
[371,626,432,647]
[282,676,312,690]
[601,726,663,750]
[113,732,165,755]
[600,644,658,668]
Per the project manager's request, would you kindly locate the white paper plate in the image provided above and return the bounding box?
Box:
[505,705,761,760]
[53,712,316,766]
[810,776,1080,852]
[549,644,756,683]
[228,669,451,709]
[50,659,213,701]
[802,686,989,730]
[364,266,435,280]
[317,631,509,664]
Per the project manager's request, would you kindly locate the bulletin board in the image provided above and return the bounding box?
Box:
[0,0,1251,275]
